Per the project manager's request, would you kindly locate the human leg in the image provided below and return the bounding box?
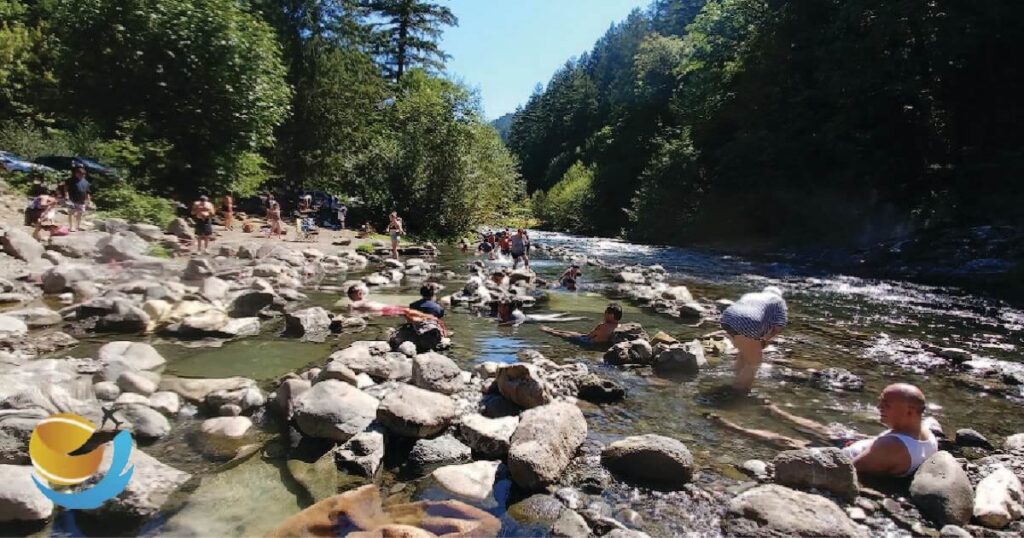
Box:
[730,334,763,393]
[705,413,810,450]
[539,326,580,338]
[761,398,834,441]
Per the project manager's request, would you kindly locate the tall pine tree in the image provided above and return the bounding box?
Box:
[362,0,457,81]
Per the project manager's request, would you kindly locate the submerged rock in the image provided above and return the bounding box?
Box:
[409,435,472,473]
[577,374,625,403]
[910,451,974,526]
[508,401,587,490]
[283,307,332,340]
[723,484,865,537]
[651,340,706,377]
[603,339,652,366]
[810,367,865,392]
[601,434,694,490]
[98,341,166,371]
[773,447,859,501]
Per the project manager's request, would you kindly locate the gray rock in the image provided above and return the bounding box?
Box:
[183,258,215,281]
[96,231,148,262]
[158,376,258,403]
[773,447,859,500]
[4,307,61,328]
[810,367,865,392]
[292,380,378,442]
[0,464,53,522]
[939,525,973,538]
[651,340,706,377]
[201,277,230,301]
[398,341,417,357]
[147,391,181,416]
[79,450,190,526]
[218,404,242,417]
[205,386,265,414]
[1005,433,1024,451]
[41,264,92,293]
[552,508,591,537]
[334,427,385,478]
[275,378,310,419]
[496,363,552,409]
[411,352,464,395]
[99,341,166,371]
[1,228,43,262]
[376,383,456,438]
[741,459,769,479]
[283,307,332,339]
[315,361,359,385]
[122,404,171,439]
[229,290,277,317]
[410,434,473,472]
[508,401,587,490]
[167,218,194,239]
[973,466,1024,528]
[94,381,121,401]
[577,374,625,403]
[200,416,253,440]
[117,371,158,396]
[508,493,565,526]
[115,393,151,407]
[0,315,28,338]
[601,434,694,490]
[460,413,518,458]
[0,410,45,465]
[603,339,653,366]
[609,323,648,345]
[431,460,502,502]
[910,451,974,526]
[955,428,993,449]
[218,317,260,337]
[129,223,164,242]
[724,484,865,537]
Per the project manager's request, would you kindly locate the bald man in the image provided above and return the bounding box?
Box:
[708,383,939,477]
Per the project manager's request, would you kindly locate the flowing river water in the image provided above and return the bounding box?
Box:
[50,231,1024,537]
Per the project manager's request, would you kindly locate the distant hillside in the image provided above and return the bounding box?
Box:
[491,112,515,143]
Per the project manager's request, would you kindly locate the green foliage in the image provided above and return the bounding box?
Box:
[146,242,171,258]
[356,243,375,254]
[533,161,595,233]
[93,181,175,227]
[362,0,458,81]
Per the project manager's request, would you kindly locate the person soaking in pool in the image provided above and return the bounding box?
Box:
[708,383,938,477]
[540,303,622,346]
[720,285,788,393]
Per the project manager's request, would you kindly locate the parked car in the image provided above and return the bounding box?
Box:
[33,156,118,177]
[0,151,55,174]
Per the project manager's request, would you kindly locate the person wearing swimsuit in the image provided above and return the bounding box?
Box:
[387,212,404,259]
[221,193,234,230]
[707,383,938,477]
[191,195,216,254]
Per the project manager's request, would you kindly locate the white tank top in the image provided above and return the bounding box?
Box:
[841,429,938,476]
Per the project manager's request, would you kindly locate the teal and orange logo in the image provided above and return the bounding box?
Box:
[29,413,134,509]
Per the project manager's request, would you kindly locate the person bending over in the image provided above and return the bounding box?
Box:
[708,383,938,477]
[720,286,788,393]
[541,303,622,346]
[560,264,582,290]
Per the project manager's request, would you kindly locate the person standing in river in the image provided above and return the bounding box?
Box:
[387,212,404,259]
[511,228,530,270]
[720,286,788,393]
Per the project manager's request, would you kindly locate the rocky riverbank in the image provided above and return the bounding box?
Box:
[1,204,1024,536]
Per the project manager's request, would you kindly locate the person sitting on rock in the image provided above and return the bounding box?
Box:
[540,303,622,346]
[707,383,939,477]
[720,285,788,394]
[409,284,445,318]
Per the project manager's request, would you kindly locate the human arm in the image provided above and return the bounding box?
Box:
[850,436,910,476]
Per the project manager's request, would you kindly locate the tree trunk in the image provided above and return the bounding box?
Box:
[396,2,410,81]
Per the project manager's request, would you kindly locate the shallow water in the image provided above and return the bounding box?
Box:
[48,231,1024,536]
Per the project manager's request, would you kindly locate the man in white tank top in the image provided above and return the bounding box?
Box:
[707,383,938,478]
[840,383,938,476]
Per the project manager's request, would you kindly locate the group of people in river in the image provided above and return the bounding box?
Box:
[469,228,532,270]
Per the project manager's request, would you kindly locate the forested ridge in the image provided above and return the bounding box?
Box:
[509,0,1024,248]
[0,0,527,236]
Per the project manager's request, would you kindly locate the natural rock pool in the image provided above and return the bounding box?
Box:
[8,230,1024,537]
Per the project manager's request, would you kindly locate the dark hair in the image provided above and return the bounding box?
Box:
[419,284,435,299]
[347,285,363,299]
[605,303,623,321]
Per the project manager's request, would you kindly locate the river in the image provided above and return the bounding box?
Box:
[54,230,1024,537]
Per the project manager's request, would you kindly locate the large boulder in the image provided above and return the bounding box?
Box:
[41,264,92,293]
[182,258,215,281]
[328,342,409,381]
[432,460,502,502]
[274,378,310,420]
[0,464,53,522]
[388,319,444,353]
[609,323,648,345]
[773,447,859,501]
[167,218,194,240]
[0,315,28,338]
[200,277,230,302]
[98,341,166,371]
[292,380,379,443]
[283,307,332,340]
[411,352,463,395]
[376,383,456,438]
[129,223,164,242]
[460,414,518,458]
[973,466,1024,528]
[496,363,552,409]
[651,341,707,377]
[6,308,58,329]
[96,231,148,262]
[910,451,974,527]
[723,484,865,537]
[577,374,625,404]
[508,402,587,490]
[117,371,158,396]
[1,228,44,262]
[229,291,277,317]
[601,434,694,490]
[120,404,171,439]
[82,449,191,525]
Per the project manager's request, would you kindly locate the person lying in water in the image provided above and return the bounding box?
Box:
[707,383,938,477]
[345,284,446,334]
[540,303,622,346]
[493,298,583,326]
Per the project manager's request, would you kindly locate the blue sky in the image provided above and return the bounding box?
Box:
[440,0,650,120]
